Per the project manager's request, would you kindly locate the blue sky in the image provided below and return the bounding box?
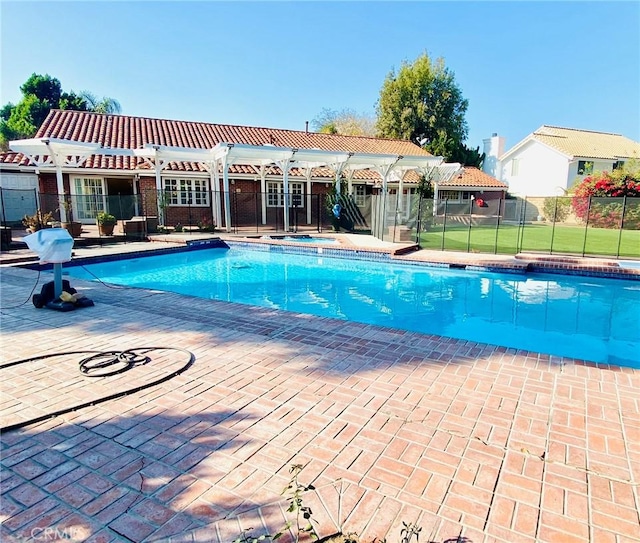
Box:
[1,1,639,153]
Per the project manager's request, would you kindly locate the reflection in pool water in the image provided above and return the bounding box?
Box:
[64,247,640,368]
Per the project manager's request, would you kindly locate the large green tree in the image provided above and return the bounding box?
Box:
[376,52,469,161]
[448,142,485,168]
[0,73,121,150]
[312,107,376,136]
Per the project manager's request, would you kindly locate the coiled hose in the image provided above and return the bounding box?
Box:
[0,347,195,433]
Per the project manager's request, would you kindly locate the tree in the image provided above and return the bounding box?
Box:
[0,73,121,149]
[79,91,122,115]
[312,108,376,136]
[376,52,469,160]
[448,143,485,168]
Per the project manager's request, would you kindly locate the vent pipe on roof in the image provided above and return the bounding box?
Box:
[305,121,309,134]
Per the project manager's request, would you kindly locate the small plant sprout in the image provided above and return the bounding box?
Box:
[273,464,318,543]
[232,463,319,543]
[233,529,269,543]
[400,522,422,543]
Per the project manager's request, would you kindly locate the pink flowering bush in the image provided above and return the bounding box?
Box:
[571,161,640,228]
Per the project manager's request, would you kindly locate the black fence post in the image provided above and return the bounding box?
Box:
[415,193,423,245]
[493,198,501,254]
[233,192,238,234]
[0,188,7,228]
[255,192,259,233]
[581,196,592,257]
[466,198,473,253]
[616,196,626,259]
[441,200,447,251]
[516,197,527,254]
[549,196,558,255]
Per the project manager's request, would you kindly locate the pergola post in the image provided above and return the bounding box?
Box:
[398,173,405,220]
[42,142,66,222]
[55,163,66,222]
[282,161,291,232]
[260,165,267,225]
[213,160,222,228]
[221,154,232,232]
[305,168,312,224]
[371,160,400,240]
[132,174,140,216]
[207,161,218,229]
[154,158,163,224]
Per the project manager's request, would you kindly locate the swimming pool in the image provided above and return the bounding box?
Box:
[64,247,640,368]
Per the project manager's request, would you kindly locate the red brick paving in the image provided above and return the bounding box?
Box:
[1,262,639,543]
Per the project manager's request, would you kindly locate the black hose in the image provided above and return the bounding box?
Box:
[0,347,195,433]
[0,269,42,310]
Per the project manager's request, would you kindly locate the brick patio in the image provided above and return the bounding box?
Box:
[1,249,639,543]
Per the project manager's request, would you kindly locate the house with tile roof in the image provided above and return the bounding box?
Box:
[0,110,500,231]
[483,126,640,197]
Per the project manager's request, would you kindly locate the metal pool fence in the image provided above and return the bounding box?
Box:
[2,187,638,259]
[377,194,640,259]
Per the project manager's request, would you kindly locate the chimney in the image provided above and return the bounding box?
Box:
[482,133,505,178]
[305,121,309,134]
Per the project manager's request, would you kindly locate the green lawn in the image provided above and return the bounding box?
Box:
[418,223,640,258]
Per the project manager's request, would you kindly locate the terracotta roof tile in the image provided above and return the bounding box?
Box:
[441,167,507,188]
[2,110,432,178]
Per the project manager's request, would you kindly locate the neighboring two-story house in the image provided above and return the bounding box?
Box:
[482,126,640,197]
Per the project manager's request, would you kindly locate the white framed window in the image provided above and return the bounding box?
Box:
[289,182,303,207]
[71,176,105,220]
[577,161,593,176]
[511,159,520,176]
[438,190,471,202]
[267,182,282,207]
[354,184,366,206]
[613,160,625,170]
[266,182,304,207]
[163,178,210,206]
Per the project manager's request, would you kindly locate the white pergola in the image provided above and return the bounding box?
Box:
[9,138,104,222]
[10,138,461,233]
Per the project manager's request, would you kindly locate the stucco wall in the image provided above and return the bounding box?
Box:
[501,141,569,196]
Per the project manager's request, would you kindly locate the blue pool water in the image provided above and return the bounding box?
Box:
[64,247,640,368]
